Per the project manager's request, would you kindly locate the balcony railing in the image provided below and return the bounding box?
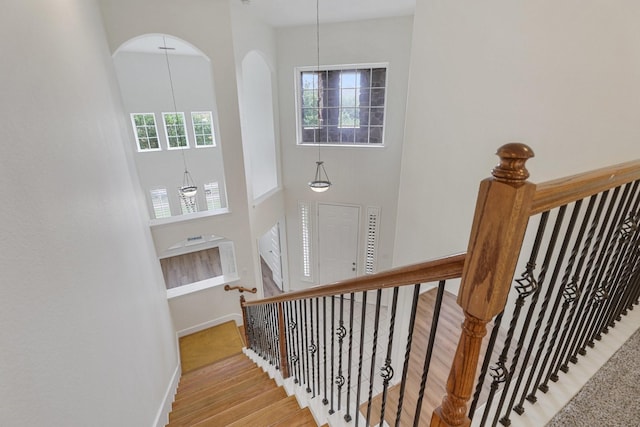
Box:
[239,144,640,427]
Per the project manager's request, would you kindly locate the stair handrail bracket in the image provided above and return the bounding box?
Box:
[432,143,536,427]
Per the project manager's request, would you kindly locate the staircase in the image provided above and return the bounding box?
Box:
[167,352,325,426]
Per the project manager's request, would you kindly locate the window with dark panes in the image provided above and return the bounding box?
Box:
[298,65,387,146]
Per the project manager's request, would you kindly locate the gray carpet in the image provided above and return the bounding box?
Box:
[546,327,640,426]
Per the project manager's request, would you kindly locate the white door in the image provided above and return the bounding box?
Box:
[318,204,360,285]
[270,222,283,289]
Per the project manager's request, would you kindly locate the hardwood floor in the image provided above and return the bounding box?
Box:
[261,256,283,298]
[179,321,245,373]
[362,288,504,426]
[160,247,223,289]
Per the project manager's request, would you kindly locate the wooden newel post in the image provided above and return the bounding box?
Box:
[277,303,290,378]
[239,295,250,348]
[431,143,536,427]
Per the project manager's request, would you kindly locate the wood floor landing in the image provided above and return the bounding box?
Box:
[179,321,245,373]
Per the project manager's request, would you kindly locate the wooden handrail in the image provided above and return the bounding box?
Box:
[531,159,640,215]
[243,253,466,307]
[224,284,257,293]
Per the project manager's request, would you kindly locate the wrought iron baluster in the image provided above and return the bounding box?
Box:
[479,212,547,426]
[316,298,321,397]
[414,280,446,427]
[378,287,399,427]
[499,205,572,425]
[344,293,355,422]
[365,289,383,426]
[521,195,595,405]
[329,295,336,414]
[550,189,615,380]
[469,311,504,419]
[309,298,317,397]
[583,183,636,348]
[337,295,345,411]
[573,185,629,360]
[303,299,312,393]
[323,296,329,406]
[395,284,421,426]
[598,183,640,335]
[354,291,368,427]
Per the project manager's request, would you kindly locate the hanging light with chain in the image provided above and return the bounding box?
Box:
[308,0,331,193]
[161,36,198,211]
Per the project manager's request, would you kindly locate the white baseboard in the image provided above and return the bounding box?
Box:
[176,313,243,337]
[153,363,181,427]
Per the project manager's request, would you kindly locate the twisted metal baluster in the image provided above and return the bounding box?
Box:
[573,185,629,360]
[316,298,321,397]
[519,196,595,405]
[323,296,329,405]
[365,289,383,426]
[395,284,422,426]
[378,287,399,427]
[469,311,504,419]
[499,206,570,426]
[337,295,345,411]
[541,191,610,388]
[484,214,548,426]
[598,183,640,335]
[583,183,636,348]
[354,291,368,427]
[329,295,336,414]
[414,281,446,427]
[344,293,355,422]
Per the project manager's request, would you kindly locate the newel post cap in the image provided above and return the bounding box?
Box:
[492,143,535,183]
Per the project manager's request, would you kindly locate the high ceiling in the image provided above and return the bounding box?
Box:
[116,0,416,56]
[238,0,415,27]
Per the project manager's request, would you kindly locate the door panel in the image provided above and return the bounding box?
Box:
[318,204,360,285]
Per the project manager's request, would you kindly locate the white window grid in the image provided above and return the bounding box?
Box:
[191,111,216,147]
[131,113,161,152]
[162,112,189,149]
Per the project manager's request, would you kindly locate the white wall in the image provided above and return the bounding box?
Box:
[394,0,640,268]
[277,16,414,288]
[100,0,259,331]
[0,1,177,426]
[241,52,279,201]
[231,3,289,296]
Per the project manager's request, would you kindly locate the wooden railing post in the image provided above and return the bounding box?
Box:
[277,303,290,379]
[431,143,536,427]
[240,295,250,348]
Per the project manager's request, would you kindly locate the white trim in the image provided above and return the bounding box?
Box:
[130,113,161,152]
[162,111,190,150]
[149,207,230,228]
[176,313,244,337]
[152,362,180,427]
[191,111,217,148]
[166,274,240,299]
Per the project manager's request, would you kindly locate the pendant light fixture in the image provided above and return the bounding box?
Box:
[308,0,331,193]
[161,36,198,211]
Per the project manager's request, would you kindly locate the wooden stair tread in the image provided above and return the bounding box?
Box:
[167,377,281,426]
[179,353,253,386]
[226,395,302,427]
[269,407,318,427]
[174,367,263,402]
[191,386,288,426]
[169,373,272,421]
